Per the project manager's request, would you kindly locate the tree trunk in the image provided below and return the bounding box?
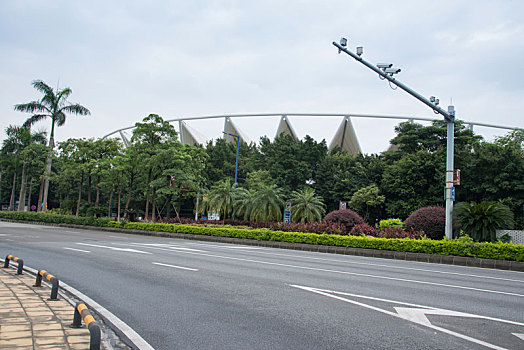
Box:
[17,160,28,211]
[37,176,44,212]
[117,184,122,222]
[9,171,17,211]
[124,173,134,218]
[87,175,92,203]
[144,167,152,221]
[95,174,101,207]
[41,135,54,211]
[176,190,182,220]
[151,189,156,222]
[107,185,114,218]
[26,180,32,212]
[76,172,84,217]
[165,194,173,220]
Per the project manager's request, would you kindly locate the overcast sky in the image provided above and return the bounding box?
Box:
[1,0,523,154]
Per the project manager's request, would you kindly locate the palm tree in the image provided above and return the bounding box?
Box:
[14,80,90,211]
[453,201,514,242]
[289,187,326,223]
[249,183,284,222]
[233,187,256,220]
[1,125,47,211]
[208,179,236,223]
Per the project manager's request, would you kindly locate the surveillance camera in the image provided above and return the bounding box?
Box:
[340,38,347,47]
[385,67,401,74]
[356,47,363,56]
[430,96,436,102]
[377,63,393,69]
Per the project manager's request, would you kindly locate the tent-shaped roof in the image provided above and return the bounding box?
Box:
[179,121,209,146]
[223,117,251,144]
[328,116,361,155]
[275,115,298,139]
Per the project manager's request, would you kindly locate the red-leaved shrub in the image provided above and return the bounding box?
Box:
[350,224,381,237]
[404,206,446,240]
[323,209,364,233]
[377,227,423,239]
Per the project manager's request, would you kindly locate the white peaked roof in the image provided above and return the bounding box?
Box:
[179,121,209,146]
[223,117,251,144]
[328,116,361,155]
[119,130,132,147]
[275,115,298,139]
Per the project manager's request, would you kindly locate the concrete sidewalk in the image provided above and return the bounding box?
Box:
[0,266,97,349]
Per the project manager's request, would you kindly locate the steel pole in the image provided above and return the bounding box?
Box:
[234,135,240,188]
[445,106,455,239]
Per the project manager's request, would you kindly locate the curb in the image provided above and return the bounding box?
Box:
[3,218,524,272]
[2,259,153,350]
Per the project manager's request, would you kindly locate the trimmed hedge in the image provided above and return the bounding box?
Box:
[2,211,523,262]
[0,211,111,227]
[123,222,524,262]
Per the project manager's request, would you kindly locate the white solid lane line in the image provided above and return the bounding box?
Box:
[76,243,152,254]
[63,247,91,253]
[152,262,199,271]
[135,243,205,252]
[117,242,524,297]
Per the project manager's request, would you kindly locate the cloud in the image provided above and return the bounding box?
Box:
[1,0,522,154]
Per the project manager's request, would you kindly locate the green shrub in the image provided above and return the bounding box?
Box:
[379,218,403,230]
[454,201,515,242]
[2,210,523,262]
[107,220,123,228]
[0,211,111,227]
[122,221,524,261]
[405,206,446,240]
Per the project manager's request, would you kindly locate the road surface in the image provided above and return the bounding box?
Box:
[1,221,523,350]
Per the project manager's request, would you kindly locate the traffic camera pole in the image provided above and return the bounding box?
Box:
[333,39,455,239]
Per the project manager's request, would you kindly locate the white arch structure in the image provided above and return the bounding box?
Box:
[103,113,520,155]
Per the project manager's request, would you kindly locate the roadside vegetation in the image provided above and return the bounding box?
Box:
[1,79,523,253]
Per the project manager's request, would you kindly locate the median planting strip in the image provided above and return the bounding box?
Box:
[1,211,523,270]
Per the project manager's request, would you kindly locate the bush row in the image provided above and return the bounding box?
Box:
[120,221,524,262]
[0,211,111,227]
[2,211,522,262]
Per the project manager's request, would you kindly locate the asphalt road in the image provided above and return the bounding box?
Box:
[1,221,523,350]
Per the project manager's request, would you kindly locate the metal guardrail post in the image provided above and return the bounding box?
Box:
[33,270,60,300]
[71,301,101,350]
[4,254,24,274]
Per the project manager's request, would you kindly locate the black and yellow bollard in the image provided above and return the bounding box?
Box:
[71,302,101,350]
[4,254,24,275]
[34,270,60,300]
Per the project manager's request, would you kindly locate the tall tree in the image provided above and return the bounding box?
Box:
[1,125,47,211]
[130,114,178,219]
[14,80,90,211]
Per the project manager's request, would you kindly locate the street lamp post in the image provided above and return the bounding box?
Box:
[333,38,456,239]
[223,132,240,188]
